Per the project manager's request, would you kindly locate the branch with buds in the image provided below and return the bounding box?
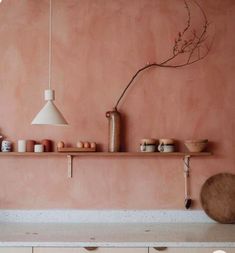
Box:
[114,0,212,110]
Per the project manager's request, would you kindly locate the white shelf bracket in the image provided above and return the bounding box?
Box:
[183,155,192,209]
[184,155,190,177]
[67,155,73,178]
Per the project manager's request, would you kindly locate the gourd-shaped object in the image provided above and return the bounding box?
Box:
[106,108,121,152]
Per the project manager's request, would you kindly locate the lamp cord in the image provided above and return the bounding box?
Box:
[48,0,52,90]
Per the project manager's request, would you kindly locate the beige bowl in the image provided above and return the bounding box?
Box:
[185,139,208,143]
[184,139,208,152]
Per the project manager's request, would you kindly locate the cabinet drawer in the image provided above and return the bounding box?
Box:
[0,248,32,253]
[150,247,235,253]
[34,248,147,253]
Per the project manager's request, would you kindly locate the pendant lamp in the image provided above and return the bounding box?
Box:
[32,0,68,125]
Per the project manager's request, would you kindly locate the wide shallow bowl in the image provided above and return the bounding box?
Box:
[185,139,208,143]
[184,139,208,152]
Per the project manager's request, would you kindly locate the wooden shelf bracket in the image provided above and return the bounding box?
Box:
[67,155,73,178]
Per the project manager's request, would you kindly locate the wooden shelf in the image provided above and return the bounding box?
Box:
[0,151,212,185]
[0,151,212,157]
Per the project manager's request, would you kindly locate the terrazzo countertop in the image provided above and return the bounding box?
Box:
[0,222,235,248]
[0,210,234,248]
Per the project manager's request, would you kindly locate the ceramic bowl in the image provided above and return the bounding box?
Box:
[184,139,208,152]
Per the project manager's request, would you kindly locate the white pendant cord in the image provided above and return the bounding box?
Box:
[31,0,68,125]
[48,0,52,90]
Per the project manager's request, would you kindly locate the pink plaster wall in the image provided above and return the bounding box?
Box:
[0,0,234,209]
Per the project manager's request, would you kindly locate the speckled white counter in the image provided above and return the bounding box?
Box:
[0,210,234,248]
[0,222,235,247]
[0,210,214,223]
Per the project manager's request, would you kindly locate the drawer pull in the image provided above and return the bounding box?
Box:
[153,247,167,251]
[84,247,99,251]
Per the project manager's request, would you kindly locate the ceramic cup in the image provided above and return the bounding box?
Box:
[1,140,12,152]
[140,144,156,152]
[41,139,53,152]
[26,140,36,152]
[34,144,44,153]
[18,140,26,152]
[140,138,157,152]
[158,144,175,153]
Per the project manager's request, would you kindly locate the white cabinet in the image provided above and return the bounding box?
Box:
[0,247,234,253]
[34,248,147,253]
[150,247,235,253]
[0,248,32,253]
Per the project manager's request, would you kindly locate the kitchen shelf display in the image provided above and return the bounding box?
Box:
[0,152,212,157]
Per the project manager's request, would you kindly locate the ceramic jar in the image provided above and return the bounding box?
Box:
[140,138,157,152]
[158,139,175,152]
[34,144,44,152]
[26,140,36,152]
[158,144,175,152]
[1,140,12,152]
[41,139,53,152]
[18,140,26,152]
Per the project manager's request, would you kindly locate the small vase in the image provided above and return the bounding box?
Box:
[26,140,36,152]
[41,139,53,152]
[106,108,121,152]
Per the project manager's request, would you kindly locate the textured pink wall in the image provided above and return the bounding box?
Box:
[0,0,234,209]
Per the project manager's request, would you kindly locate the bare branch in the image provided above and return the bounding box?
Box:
[114,0,212,110]
[182,0,191,36]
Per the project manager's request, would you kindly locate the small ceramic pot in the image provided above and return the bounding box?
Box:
[158,144,175,153]
[1,140,12,152]
[140,138,157,152]
[41,139,53,152]
[34,144,44,152]
[26,140,36,152]
[140,144,156,152]
[18,140,26,152]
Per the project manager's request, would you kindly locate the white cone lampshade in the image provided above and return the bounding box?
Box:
[31,101,68,125]
[31,89,68,125]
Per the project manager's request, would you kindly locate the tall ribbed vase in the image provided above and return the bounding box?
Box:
[106,108,121,152]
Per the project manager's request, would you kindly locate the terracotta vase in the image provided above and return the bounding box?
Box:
[106,108,121,152]
[41,139,53,152]
[26,140,36,152]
